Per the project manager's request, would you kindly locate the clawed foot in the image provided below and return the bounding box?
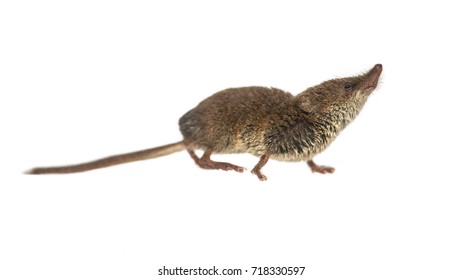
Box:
[251,153,271,181]
[200,160,245,173]
[307,160,335,174]
[187,148,245,173]
[251,169,267,181]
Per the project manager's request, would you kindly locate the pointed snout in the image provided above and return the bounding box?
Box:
[363,64,382,90]
[372,64,383,74]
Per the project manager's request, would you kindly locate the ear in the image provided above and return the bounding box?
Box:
[297,93,315,113]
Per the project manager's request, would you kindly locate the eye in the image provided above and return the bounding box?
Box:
[344,83,354,90]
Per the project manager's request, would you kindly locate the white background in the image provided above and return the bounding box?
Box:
[1,1,461,279]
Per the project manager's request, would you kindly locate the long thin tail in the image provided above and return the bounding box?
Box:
[25,141,185,175]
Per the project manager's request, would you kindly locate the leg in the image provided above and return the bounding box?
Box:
[307,159,335,174]
[187,148,245,173]
[187,148,201,165]
[251,153,271,181]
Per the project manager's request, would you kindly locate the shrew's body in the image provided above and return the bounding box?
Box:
[27,64,383,181]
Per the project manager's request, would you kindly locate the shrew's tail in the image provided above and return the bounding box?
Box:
[25,141,185,175]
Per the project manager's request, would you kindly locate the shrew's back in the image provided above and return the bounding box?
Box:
[179,86,296,154]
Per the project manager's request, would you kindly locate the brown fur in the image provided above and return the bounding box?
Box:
[181,64,382,163]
